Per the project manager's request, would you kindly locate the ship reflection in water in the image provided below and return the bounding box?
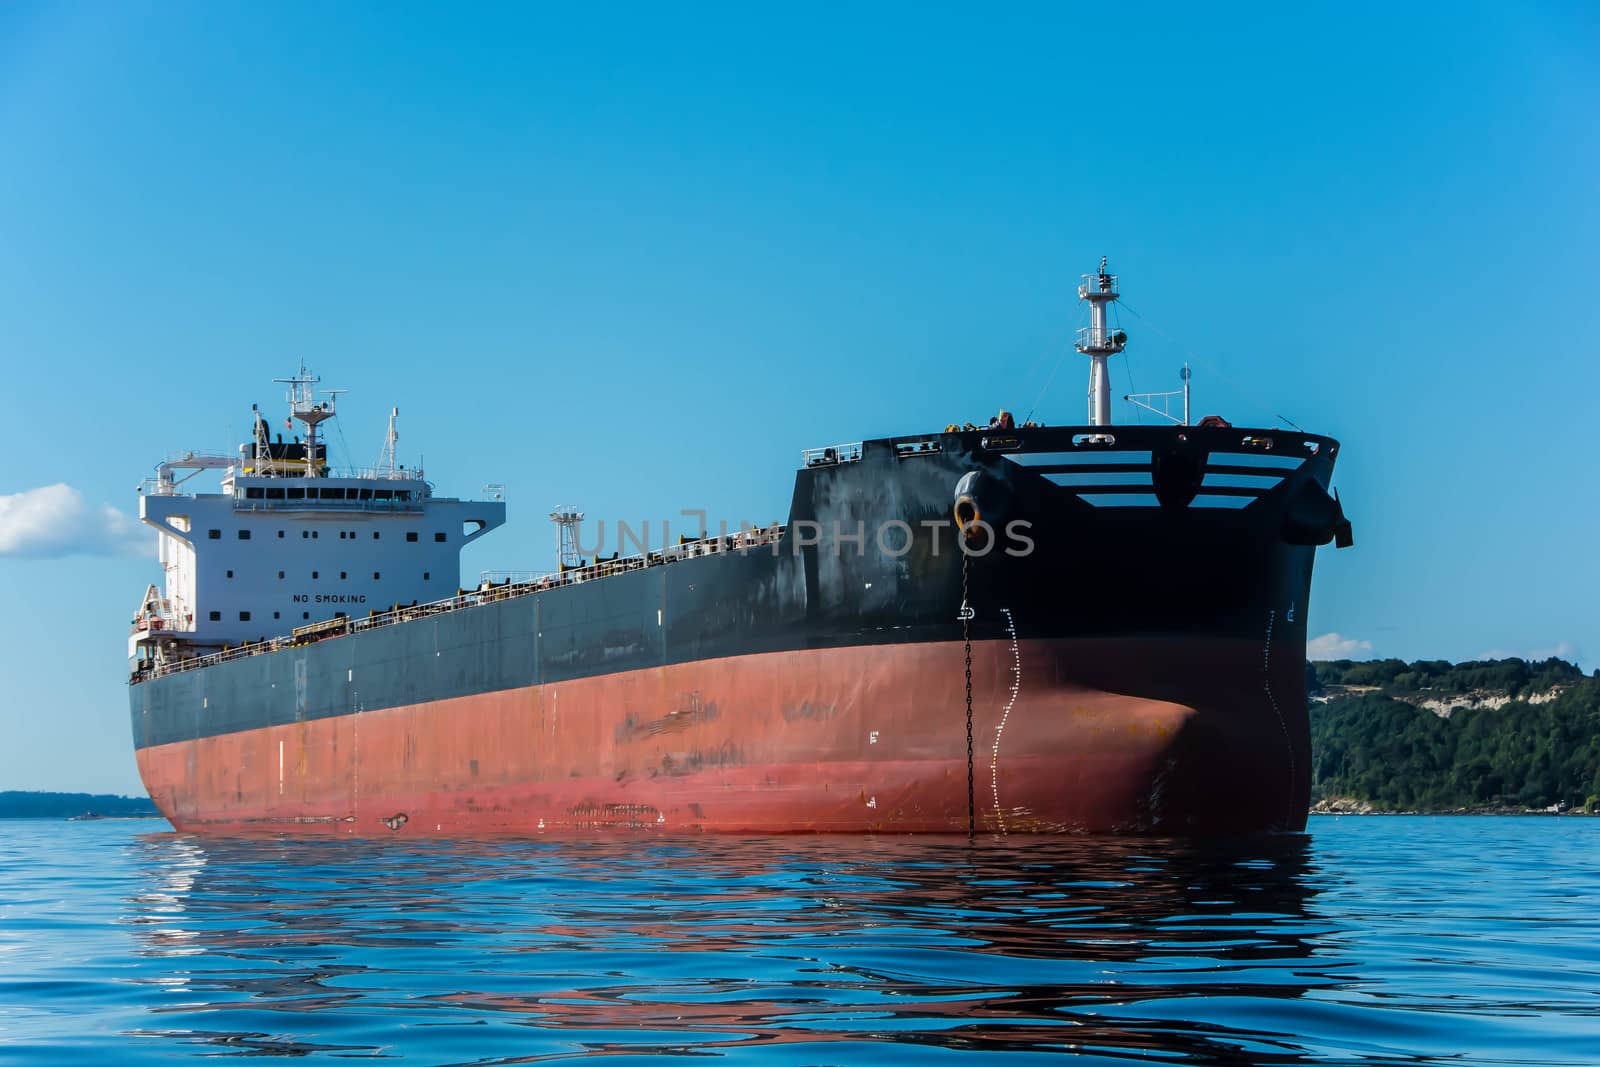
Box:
[116,832,1355,1062]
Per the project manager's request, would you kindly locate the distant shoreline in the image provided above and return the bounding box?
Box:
[1310,805,1591,817]
[0,791,160,820]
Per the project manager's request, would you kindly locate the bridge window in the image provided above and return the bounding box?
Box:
[266,488,285,500]
[320,488,345,500]
[245,487,263,500]
[287,488,305,500]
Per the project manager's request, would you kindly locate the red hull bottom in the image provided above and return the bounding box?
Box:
[136,640,1308,835]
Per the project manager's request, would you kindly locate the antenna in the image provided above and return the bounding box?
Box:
[250,403,271,472]
[1124,362,1191,426]
[550,506,585,570]
[377,407,399,477]
[273,363,345,479]
[1074,257,1128,426]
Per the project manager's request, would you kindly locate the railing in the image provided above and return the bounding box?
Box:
[323,466,427,481]
[478,569,551,585]
[1075,325,1127,351]
[135,523,789,682]
[894,436,943,458]
[800,442,863,467]
[1078,272,1118,296]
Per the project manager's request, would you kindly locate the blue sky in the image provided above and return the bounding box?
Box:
[1,2,1595,793]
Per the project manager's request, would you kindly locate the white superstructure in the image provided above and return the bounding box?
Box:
[129,370,505,661]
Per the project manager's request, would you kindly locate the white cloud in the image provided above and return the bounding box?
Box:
[0,484,148,559]
[1477,641,1581,663]
[1307,632,1373,660]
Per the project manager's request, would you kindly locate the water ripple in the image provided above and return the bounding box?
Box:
[0,817,1596,1063]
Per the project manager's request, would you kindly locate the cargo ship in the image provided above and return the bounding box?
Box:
[128,262,1352,834]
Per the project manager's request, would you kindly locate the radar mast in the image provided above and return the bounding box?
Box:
[1075,257,1127,426]
[273,364,345,478]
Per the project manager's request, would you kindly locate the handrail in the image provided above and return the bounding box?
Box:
[800,442,863,467]
[236,466,429,482]
[134,523,789,682]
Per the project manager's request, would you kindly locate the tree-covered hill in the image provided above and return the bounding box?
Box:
[1309,657,1600,811]
[1308,656,1583,701]
[0,792,160,818]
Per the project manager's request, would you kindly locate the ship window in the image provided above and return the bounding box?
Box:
[239,611,251,622]
[278,570,284,579]
[313,531,319,539]
[303,611,310,620]
[226,570,233,578]
[238,529,251,540]
[273,611,280,620]
[277,530,285,538]
[245,487,264,499]
[406,532,418,542]
[372,531,380,540]
[348,530,355,539]
[340,571,347,580]
[302,530,310,539]
[434,532,447,542]
[321,488,345,500]
[266,488,285,500]
[208,529,221,540]
[338,531,346,540]
[424,571,431,580]
[287,488,305,500]
[373,571,380,580]
[208,610,221,622]
[312,571,319,579]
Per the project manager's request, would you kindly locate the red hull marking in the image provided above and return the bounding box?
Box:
[137,641,1221,835]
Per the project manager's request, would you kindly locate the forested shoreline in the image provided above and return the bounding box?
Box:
[1309,657,1600,812]
[0,791,160,819]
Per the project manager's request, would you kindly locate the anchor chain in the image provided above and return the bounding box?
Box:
[962,552,974,838]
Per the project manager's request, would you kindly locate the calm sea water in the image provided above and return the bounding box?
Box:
[0,817,1595,1065]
